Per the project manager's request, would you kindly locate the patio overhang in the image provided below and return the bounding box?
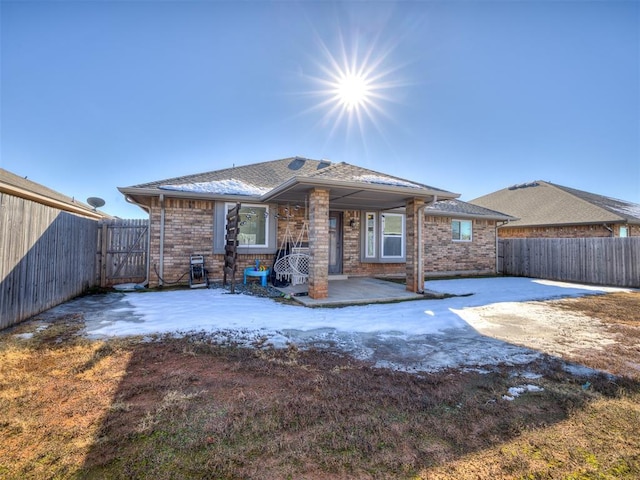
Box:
[260,176,459,210]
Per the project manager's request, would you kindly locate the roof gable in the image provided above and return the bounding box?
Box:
[471,181,640,227]
[121,157,457,202]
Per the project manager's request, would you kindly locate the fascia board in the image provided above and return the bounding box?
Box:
[260,176,460,202]
[1,183,105,220]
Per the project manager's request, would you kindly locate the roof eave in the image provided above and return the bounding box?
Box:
[426,210,517,221]
[2,182,107,220]
[118,186,263,203]
[260,176,459,203]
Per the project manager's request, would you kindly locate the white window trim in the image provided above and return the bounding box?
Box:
[214,202,277,255]
[452,219,473,242]
[360,211,406,263]
[381,212,405,259]
[365,212,377,259]
[226,203,270,248]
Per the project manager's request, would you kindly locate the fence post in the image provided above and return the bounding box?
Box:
[100,221,108,287]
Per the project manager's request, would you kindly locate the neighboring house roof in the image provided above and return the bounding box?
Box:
[470,181,640,227]
[120,156,459,210]
[0,168,109,220]
[425,199,516,221]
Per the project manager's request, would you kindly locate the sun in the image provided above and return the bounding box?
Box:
[301,31,405,140]
[335,72,371,110]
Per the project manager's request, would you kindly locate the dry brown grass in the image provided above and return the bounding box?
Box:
[1,291,639,479]
[551,291,640,381]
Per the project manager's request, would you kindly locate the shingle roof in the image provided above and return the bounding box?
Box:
[122,156,456,198]
[128,157,331,190]
[425,199,516,220]
[470,181,640,227]
[306,162,454,195]
[0,168,109,219]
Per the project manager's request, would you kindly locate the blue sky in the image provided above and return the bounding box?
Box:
[2,0,638,219]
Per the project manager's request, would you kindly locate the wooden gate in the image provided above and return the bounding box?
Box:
[98,218,149,286]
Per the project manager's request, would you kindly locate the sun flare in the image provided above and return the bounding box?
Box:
[335,73,371,110]
[302,31,405,140]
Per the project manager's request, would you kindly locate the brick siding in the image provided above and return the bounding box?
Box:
[423,216,497,276]
[144,197,497,287]
[499,224,640,238]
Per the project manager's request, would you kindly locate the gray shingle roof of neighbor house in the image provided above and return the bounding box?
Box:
[119,156,460,210]
[470,181,640,227]
[425,199,516,221]
[0,168,110,219]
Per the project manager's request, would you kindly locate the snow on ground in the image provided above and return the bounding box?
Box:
[41,277,632,373]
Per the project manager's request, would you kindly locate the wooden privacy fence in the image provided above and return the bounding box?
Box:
[97,218,149,287]
[499,237,640,288]
[0,192,99,329]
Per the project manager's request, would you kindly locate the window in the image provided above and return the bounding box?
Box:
[226,203,268,247]
[619,226,628,238]
[381,213,404,258]
[361,211,405,262]
[365,212,376,258]
[452,220,472,242]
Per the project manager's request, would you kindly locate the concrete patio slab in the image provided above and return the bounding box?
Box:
[276,277,424,306]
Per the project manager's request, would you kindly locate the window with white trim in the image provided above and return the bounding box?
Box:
[365,212,376,258]
[381,213,404,258]
[452,219,472,242]
[361,211,405,262]
[619,226,628,238]
[226,203,269,247]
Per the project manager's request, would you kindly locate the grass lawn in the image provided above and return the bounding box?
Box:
[1,292,639,479]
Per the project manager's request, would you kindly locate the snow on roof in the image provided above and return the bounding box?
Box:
[158,179,270,196]
[352,174,421,189]
[605,202,640,221]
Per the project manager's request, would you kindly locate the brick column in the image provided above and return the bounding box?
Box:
[308,188,329,299]
[405,198,425,293]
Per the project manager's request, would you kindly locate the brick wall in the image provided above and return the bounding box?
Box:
[144,197,499,287]
[499,224,640,238]
[423,216,497,276]
[341,210,405,277]
[147,197,218,287]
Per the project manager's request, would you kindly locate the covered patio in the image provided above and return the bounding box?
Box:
[260,163,456,300]
[275,276,426,306]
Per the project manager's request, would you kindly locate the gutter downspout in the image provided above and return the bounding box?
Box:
[124,195,151,287]
[417,195,438,294]
[495,220,509,274]
[603,223,614,237]
[159,194,165,287]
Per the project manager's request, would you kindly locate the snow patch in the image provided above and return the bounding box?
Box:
[159,179,270,196]
[66,276,632,373]
[502,384,544,401]
[353,175,421,189]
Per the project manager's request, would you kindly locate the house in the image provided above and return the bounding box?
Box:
[0,168,109,220]
[470,181,640,238]
[118,157,512,299]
